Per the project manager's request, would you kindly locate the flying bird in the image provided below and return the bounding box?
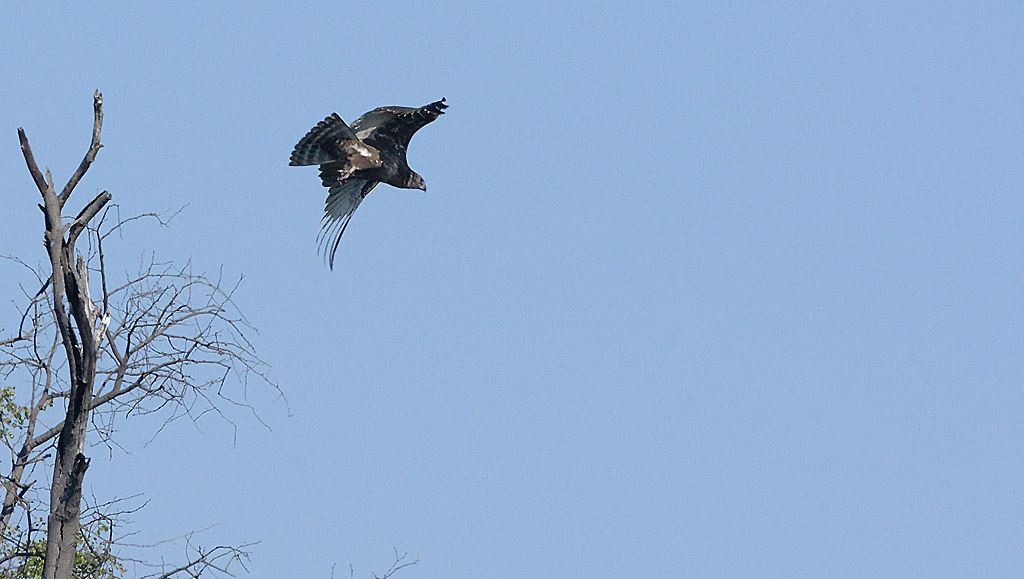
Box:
[290,98,448,268]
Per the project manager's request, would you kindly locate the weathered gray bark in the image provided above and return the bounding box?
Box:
[19,91,110,579]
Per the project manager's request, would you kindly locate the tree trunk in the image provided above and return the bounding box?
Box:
[20,91,108,579]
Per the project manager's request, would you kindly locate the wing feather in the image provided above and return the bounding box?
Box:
[351,98,447,152]
[317,179,379,268]
[290,113,361,166]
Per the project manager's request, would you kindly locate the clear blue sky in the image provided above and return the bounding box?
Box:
[2,2,1023,577]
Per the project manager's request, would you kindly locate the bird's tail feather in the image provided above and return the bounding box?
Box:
[290,113,358,166]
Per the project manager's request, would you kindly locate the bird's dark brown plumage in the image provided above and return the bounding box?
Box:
[290,98,447,268]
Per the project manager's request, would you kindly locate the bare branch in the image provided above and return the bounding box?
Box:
[0,334,29,348]
[131,532,255,579]
[16,128,47,197]
[375,549,420,579]
[98,207,184,242]
[67,190,112,251]
[58,90,104,207]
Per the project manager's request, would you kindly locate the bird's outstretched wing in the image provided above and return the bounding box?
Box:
[317,178,379,268]
[351,98,447,154]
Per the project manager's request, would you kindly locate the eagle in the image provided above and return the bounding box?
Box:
[290,98,448,268]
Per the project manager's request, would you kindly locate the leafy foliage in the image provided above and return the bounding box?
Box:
[0,387,28,442]
[0,525,124,579]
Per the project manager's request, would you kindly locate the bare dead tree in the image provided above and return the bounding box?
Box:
[1,93,279,579]
[15,89,109,579]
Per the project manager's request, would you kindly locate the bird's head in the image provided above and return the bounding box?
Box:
[407,172,427,191]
